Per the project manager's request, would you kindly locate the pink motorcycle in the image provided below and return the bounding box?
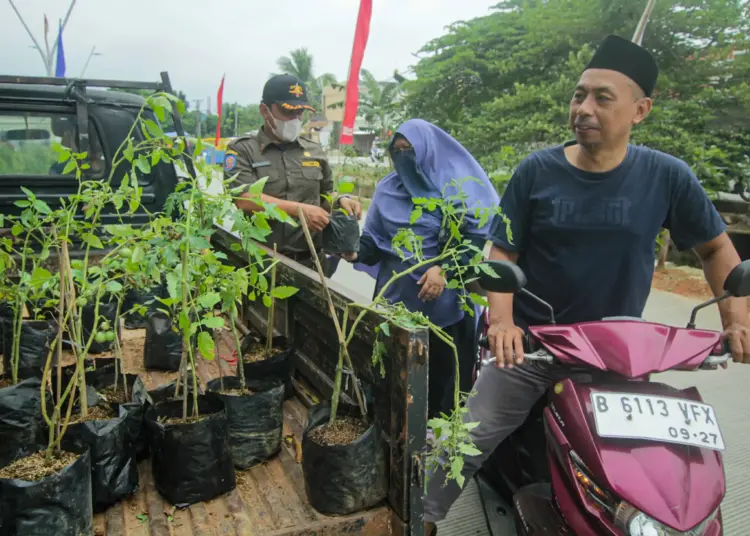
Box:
[471,259,750,536]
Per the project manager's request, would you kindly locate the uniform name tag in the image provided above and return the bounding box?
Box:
[302,160,321,168]
[252,161,271,169]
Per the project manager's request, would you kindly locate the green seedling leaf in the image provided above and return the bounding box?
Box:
[20,186,35,200]
[262,294,272,308]
[338,181,355,194]
[202,316,224,329]
[409,207,423,225]
[14,200,31,208]
[33,199,51,214]
[248,176,269,196]
[458,443,482,456]
[477,263,500,278]
[144,119,164,139]
[11,224,22,236]
[469,293,489,307]
[30,267,53,287]
[106,281,123,294]
[136,514,148,523]
[198,292,221,309]
[135,156,152,174]
[63,160,78,175]
[271,286,298,300]
[197,331,215,360]
[123,140,135,162]
[81,233,104,250]
[379,322,390,337]
[131,245,145,263]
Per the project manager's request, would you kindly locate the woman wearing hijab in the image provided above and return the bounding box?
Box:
[341,119,499,418]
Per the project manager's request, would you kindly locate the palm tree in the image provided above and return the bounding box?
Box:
[275,48,337,112]
[358,69,404,138]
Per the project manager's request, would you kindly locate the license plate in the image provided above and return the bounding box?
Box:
[590,392,725,451]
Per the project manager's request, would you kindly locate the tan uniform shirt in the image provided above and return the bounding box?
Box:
[224,128,333,255]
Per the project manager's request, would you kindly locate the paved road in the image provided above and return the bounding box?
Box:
[331,259,749,535]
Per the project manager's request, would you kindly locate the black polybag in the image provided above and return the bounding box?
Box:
[145,394,236,507]
[123,284,167,330]
[66,405,139,512]
[0,302,13,356]
[143,312,183,371]
[2,319,56,380]
[0,444,93,536]
[240,334,294,396]
[85,360,148,462]
[0,378,45,463]
[302,404,388,515]
[322,212,360,254]
[82,301,119,355]
[206,377,284,469]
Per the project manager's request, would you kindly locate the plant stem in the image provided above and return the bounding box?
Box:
[216,330,224,393]
[296,208,366,421]
[266,246,277,356]
[55,228,65,445]
[230,313,245,386]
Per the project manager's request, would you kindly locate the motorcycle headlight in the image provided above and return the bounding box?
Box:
[615,502,717,536]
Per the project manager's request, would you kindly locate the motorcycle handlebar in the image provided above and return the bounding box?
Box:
[478,337,732,370]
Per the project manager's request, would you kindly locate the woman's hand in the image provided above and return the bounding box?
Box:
[417,266,445,301]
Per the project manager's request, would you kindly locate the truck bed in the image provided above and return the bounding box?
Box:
[92,328,393,536]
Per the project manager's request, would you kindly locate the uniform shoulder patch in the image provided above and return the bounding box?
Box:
[224,153,237,172]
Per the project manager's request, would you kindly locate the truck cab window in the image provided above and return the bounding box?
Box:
[0,112,105,177]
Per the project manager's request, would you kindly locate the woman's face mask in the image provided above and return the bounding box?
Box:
[391,146,436,199]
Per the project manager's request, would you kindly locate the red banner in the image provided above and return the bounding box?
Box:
[215,74,225,147]
[339,0,373,145]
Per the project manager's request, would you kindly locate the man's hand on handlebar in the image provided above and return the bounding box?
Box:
[722,323,750,364]
[487,322,526,368]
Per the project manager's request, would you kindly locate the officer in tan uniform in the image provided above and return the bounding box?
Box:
[225,74,360,271]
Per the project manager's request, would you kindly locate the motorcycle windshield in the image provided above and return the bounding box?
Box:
[530,321,719,377]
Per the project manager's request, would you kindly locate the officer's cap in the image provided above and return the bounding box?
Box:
[262,74,315,112]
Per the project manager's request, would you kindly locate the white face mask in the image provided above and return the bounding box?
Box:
[271,117,303,142]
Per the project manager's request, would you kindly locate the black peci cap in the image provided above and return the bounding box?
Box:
[585,34,659,97]
[262,74,315,112]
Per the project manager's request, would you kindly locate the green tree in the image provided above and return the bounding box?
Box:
[276,47,337,111]
[358,69,405,138]
[405,0,750,191]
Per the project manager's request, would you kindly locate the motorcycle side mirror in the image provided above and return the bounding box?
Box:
[477,260,557,323]
[687,260,750,328]
[477,260,527,294]
[723,260,750,297]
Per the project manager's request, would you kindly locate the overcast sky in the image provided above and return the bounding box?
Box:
[0,0,497,107]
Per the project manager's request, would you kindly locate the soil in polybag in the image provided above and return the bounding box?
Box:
[145,394,236,507]
[67,403,139,512]
[322,212,361,254]
[0,377,46,463]
[302,404,387,515]
[206,377,284,469]
[85,360,148,462]
[240,334,293,395]
[82,300,119,355]
[143,312,182,371]
[123,284,167,330]
[0,443,93,536]
[2,319,56,381]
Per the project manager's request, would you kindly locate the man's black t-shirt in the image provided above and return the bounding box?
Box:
[489,143,726,328]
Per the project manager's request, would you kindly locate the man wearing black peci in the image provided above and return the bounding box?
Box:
[422,34,750,534]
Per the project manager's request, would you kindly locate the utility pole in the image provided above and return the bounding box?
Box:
[79,45,102,77]
[193,99,202,138]
[234,105,239,136]
[8,0,78,76]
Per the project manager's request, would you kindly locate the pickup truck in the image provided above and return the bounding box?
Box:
[0,74,429,536]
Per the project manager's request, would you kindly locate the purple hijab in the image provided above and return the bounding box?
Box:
[354,119,499,328]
